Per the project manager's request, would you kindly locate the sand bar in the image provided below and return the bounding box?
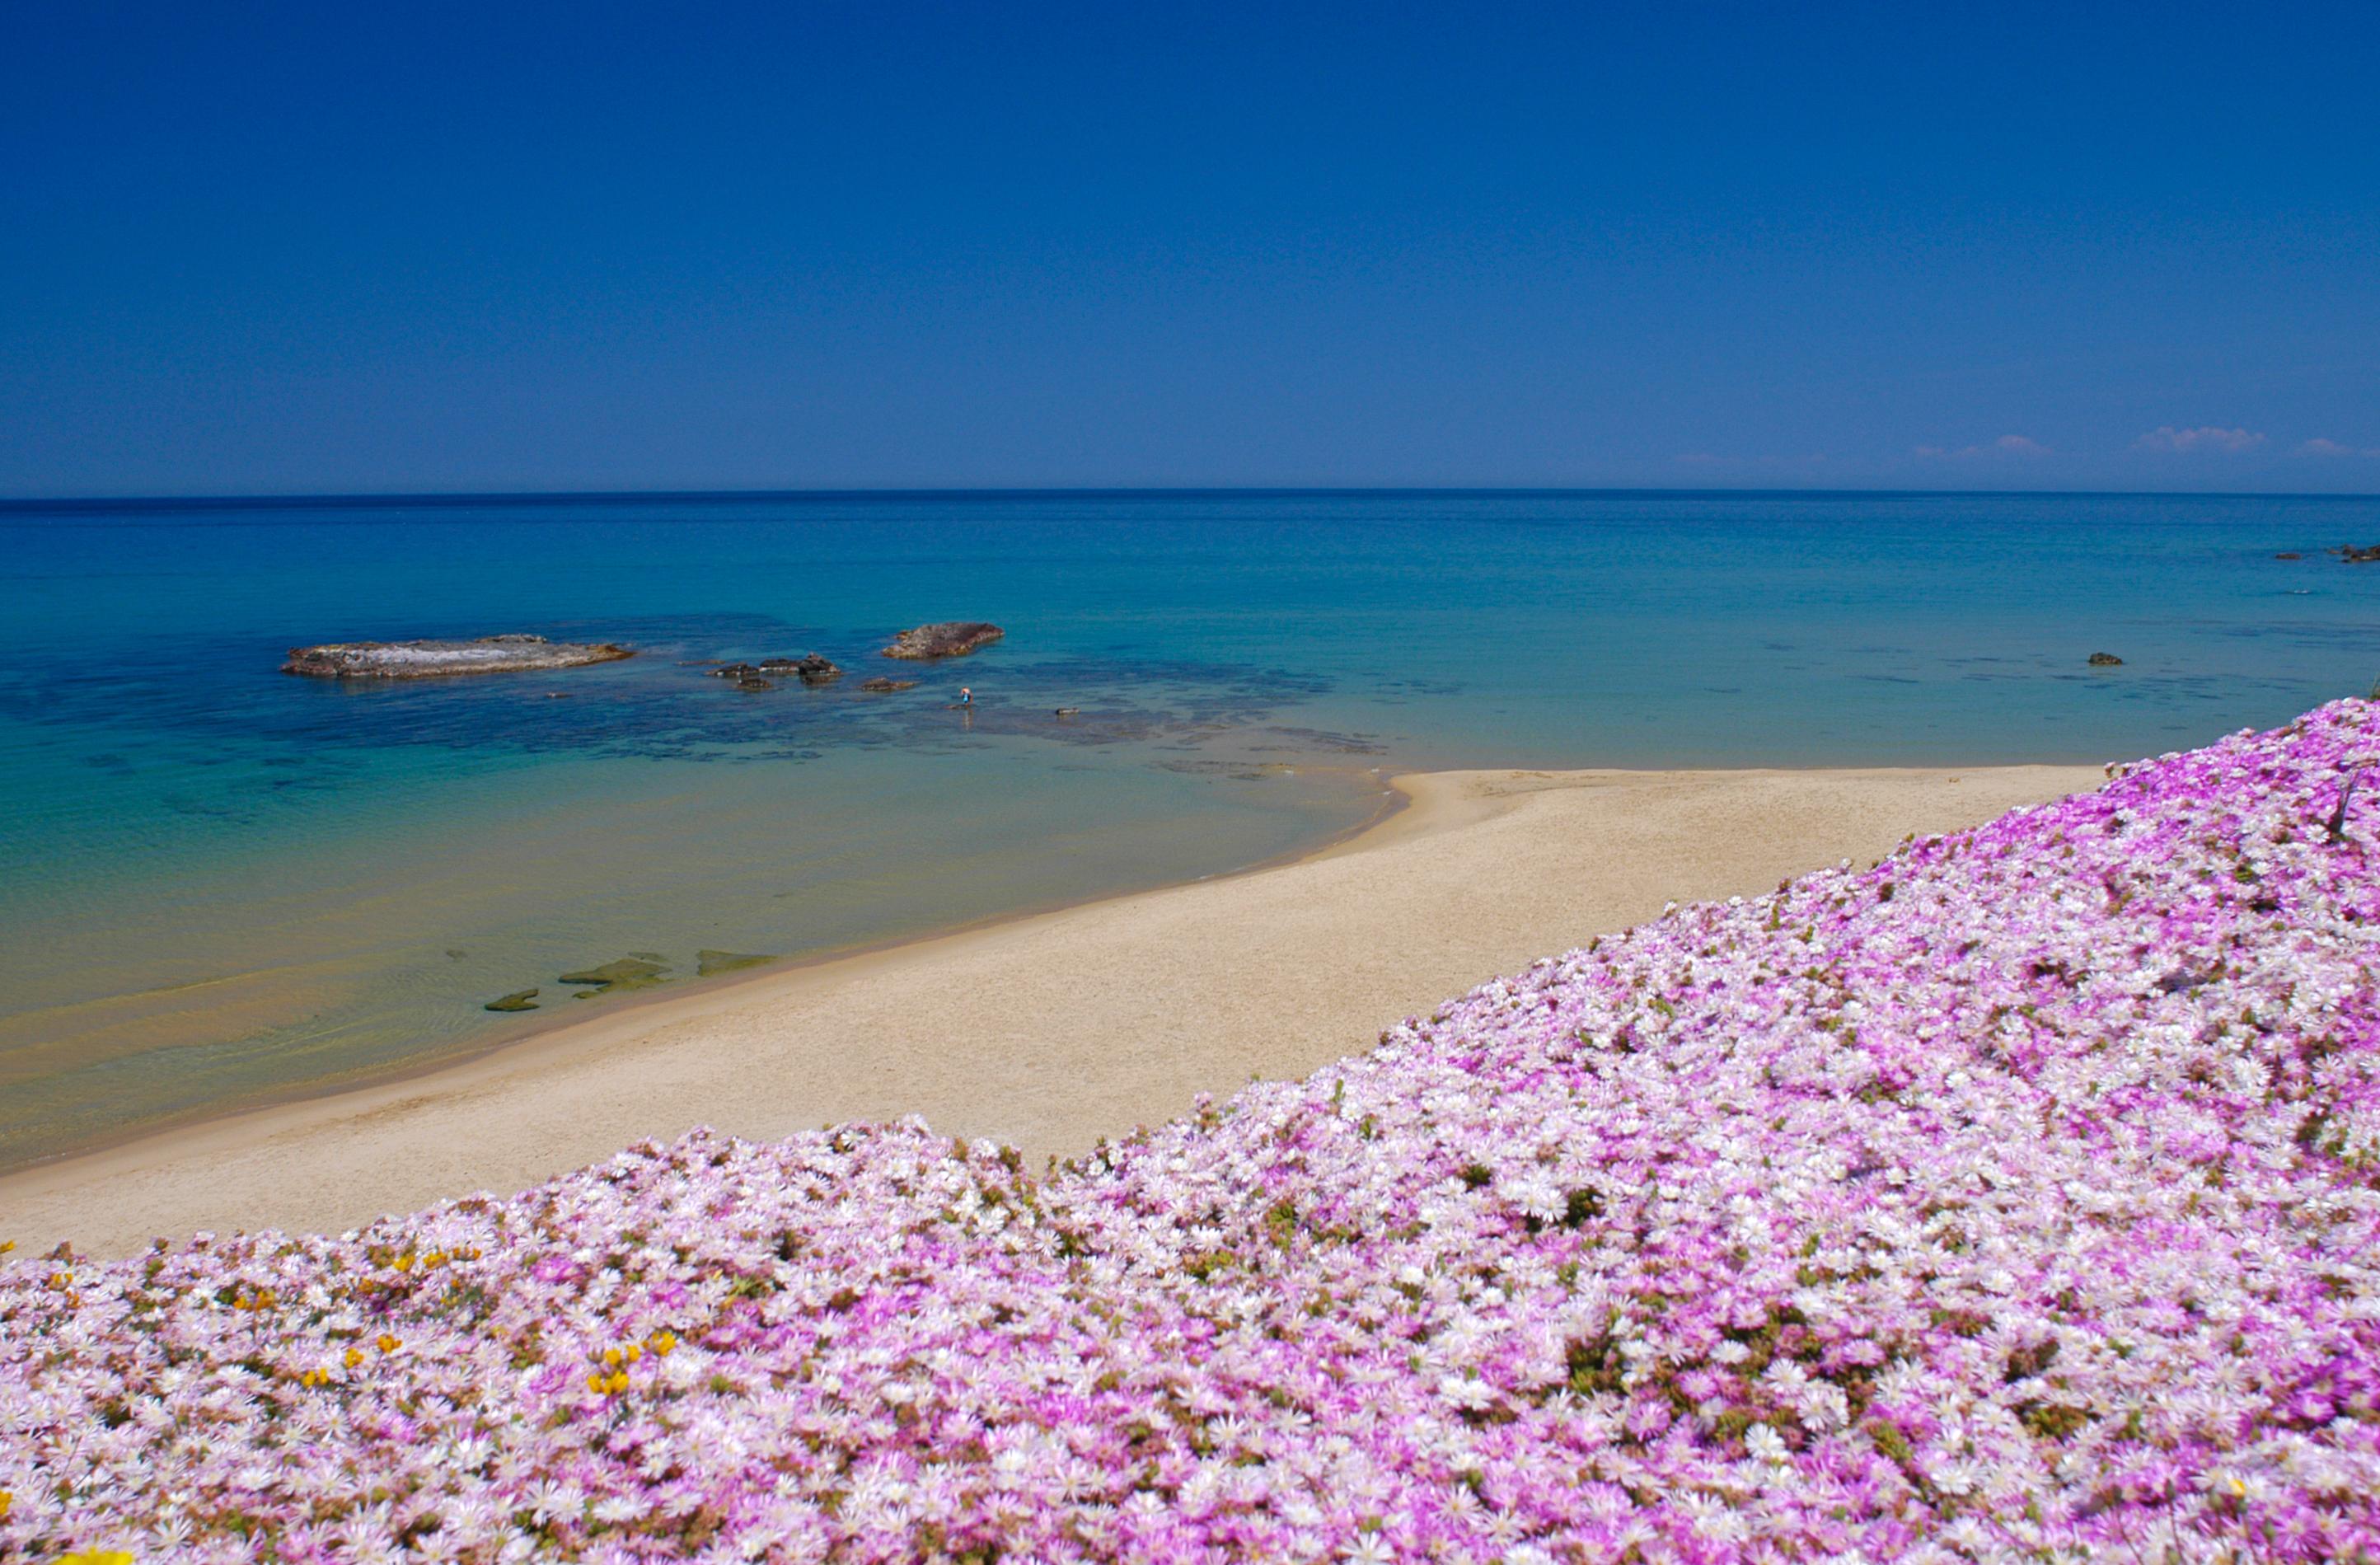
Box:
[2,762,2100,1257]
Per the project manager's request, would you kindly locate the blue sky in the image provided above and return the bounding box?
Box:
[4,2,2375,495]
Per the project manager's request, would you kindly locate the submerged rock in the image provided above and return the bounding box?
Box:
[859,677,918,692]
[882,621,1004,660]
[696,949,775,977]
[2275,551,2303,560]
[557,957,671,996]
[283,635,631,679]
[2087,652,2125,667]
[2338,544,2380,563]
[483,988,540,1012]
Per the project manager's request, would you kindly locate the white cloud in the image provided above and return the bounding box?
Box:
[1915,434,2048,460]
[2134,425,2265,454]
[2298,438,2380,458]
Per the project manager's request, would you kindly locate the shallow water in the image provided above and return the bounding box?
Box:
[2,489,2376,1165]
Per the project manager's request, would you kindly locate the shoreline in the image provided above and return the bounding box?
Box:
[0,761,1410,1182]
[2,761,2102,1258]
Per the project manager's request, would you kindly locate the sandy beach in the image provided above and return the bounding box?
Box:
[2,761,2100,1258]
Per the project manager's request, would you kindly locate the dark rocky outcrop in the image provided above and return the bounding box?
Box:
[712,655,841,686]
[859,677,918,692]
[883,622,1004,660]
[760,655,844,685]
[2087,652,2125,667]
[2335,545,2380,563]
[283,635,632,679]
[483,989,541,1012]
[2275,552,2303,560]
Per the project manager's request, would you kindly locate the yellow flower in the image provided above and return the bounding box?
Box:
[56,1553,137,1564]
[586,1371,607,1394]
[0,1239,14,1253]
[649,1330,677,1356]
[622,1342,643,1363]
[602,1347,623,1368]
[344,1347,366,1370]
[376,1333,401,1354]
[607,1371,630,1394]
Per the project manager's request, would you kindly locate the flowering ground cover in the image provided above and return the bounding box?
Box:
[6,703,2380,1563]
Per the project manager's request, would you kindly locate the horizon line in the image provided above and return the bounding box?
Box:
[7,483,2379,513]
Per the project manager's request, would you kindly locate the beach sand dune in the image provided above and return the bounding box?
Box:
[3,764,2098,1257]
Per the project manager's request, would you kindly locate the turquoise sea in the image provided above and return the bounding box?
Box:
[3,489,2376,1169]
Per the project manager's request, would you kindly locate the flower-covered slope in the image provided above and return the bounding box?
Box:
[7,705,2380,1563]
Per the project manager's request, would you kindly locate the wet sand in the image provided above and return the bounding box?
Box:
[2,762,2101,1257]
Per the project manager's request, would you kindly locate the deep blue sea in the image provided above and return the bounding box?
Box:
[3,489,2376,1166]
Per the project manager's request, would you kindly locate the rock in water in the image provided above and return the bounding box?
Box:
[283,635,632,679]
[696,949,775,977]
[2087,652,2125,667]
[762,654,844,686]
[483,988,540,1012]
[715,655,841,686]
[859,677,918,692]
[556,957,670,996]
[882,622,1004,660]
[2337,543,2380,563]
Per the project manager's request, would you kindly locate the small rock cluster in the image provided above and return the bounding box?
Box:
[707,655,844,692]
[482,950,775,1012]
